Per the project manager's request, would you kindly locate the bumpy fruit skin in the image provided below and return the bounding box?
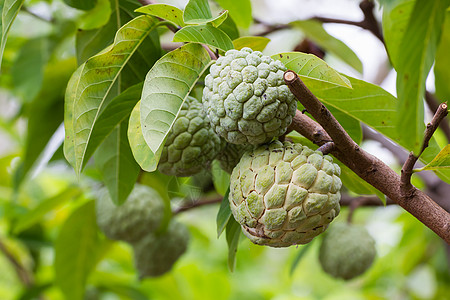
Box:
[203,47,296,145]
[319,223,376,280]
[158,96,223,177]
[133,221,189,278]
[96,184,165,243]
[229,141,341,247]
[216,143,254,173]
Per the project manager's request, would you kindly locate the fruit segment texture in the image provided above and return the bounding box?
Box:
[159,96,224,176]
[229,141,342,247]
[203,48,297,145]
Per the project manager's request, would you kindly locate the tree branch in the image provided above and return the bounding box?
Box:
[425,92,450,142]
[284,70,450,243]
[173,196,223,214]
[400,103,448,196]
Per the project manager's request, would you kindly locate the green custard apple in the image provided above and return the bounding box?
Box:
[215,142,254,173]
[203,48,297,145]
[319,222,376,280]
[96,184,165,243]
[229,140,342,247]
[158,96,224,177]
[133,221,189,278]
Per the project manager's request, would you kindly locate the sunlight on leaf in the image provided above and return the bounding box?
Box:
[233,36,270,51]
[173,24,234,51]
[136,4,185,27]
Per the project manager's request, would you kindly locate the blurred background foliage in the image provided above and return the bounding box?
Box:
[0,0,449,299]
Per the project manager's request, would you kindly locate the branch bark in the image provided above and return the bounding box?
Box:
[284,70,450,243]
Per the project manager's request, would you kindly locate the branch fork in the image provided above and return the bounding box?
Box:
[284,70,450,243]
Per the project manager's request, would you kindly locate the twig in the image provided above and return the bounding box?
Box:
[343,195,395,223]
[289,109,333,145]
[0,240,33,287]
[138,0,154,5]
[284,70,450,243]
[317,142,335,155]
[173,196,222,214]
[425,92,450,142]
[400,103,448,197]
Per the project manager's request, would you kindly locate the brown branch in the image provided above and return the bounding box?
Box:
[284,70,450,243]
[425,92,450,142]
[401,103,448,196]
[0,240,33,287]
[173,196,222,214]
[289,109,333,145]
[317,142,335,155]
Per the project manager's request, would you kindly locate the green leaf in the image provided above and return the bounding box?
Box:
[395,0,449,154]
[272,52,352,88]
[140,43,211,159]
[289,242,312,276]
[11,37,49,103]
[17,58,76,187]
[173,24,234,51]
[136,4,185,27]
[95,122,140,205]
[76,0,154,65]
[328,107,362,144]
[211,160,230,196]
[78,0,111,31]
[183,0,212,24]
[416,145,450,172]
[128,101,162,172]
[216,188,231,238]
[382,0,415,70]
[66,15,160,175]
[215,0,252,28]
[0,0,25,69]
[79,82,143,173]
[54,201,100,300]
[434,10,450,101]
[63,0,97,10]
[290,20,363,73]
[13,187,82,234]
[225,215,241,272]
[218,15,239,40]
[233,36,270,51]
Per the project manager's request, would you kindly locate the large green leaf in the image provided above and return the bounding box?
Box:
[10,37,49,103]
[173,24,234,51]
[13,187,82,234]
[382,0,415,69]
[395,0,449,154]
[434,10,450,101]
[136,4,185,27]
[416,145,450,172]
[17,59,76,187]
[76,0,150,64]
[216,188,231,238]
[65,15,160,175]
[215,0,252,28]
[140,43,211,159]
[233,36,270,52]
[128,101,162,172]
[211,160,230,196]
[273,52,352,88]
[54,201,101,300]
[226,216,241,272]
[290,20,363,73]
[63,0,96,10]
[0,0,24,69]
[218,15,239,40]
[183,0,212,24]
[79,82,142,173]
[95,122,140,205]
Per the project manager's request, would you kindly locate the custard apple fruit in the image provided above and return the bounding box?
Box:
[202,47,297,145]
[158,96,223,177]
[216,143,254,173]
[96,184,165,243]
[319,223,376,280]
[229,140,341,247]
[133,221,189,278]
